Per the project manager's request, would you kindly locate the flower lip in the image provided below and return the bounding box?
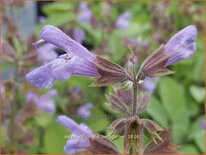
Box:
[56,115,94,136]
[26,65,55,89]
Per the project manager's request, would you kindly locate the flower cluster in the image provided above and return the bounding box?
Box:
[26,23,197,154]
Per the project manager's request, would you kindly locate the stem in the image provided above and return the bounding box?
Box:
[132,60,137,116]
[138,125,144,154]
[132,82,137,115]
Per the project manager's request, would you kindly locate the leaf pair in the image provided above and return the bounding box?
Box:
[90,56,131,87]
[107,89,149,116]
[139,44,174,78]
[109,116,163,153]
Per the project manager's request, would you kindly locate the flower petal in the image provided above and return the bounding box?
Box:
[72,28,86,44]
[56,115,94,136]
[77,2,92,23]
[52,54,99,80]
[164,25,197,66]
[116,12,131,29]
[64,134,90,154]
[39,25,95,62]
[37,99,56,114]
[142,77,158,94]
[26,65,54,89]
[77,102,94,119]
[26,92,38,103]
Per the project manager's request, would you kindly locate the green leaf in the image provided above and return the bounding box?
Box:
[159,77,189,126]
[44,122,69,154]
[194,130,205,153]
[108,32,126,62]
[189,85,205,103]
[35,13,75,34]
[43,2,74,15]
[146,96,169,127]
[180,145,199,154]
[86,107,110,132]
[81,23,102,46]
[113,136,124,153]
[189,115,205,138]
[172,124,188,144]
[126,23,150,38]
[192,38,205,82]
[186,99,199,117]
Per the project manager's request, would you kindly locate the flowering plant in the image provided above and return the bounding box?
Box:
[26,24,197,154]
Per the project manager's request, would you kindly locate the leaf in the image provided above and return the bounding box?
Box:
[146,97,169,127]
[141,119,163,135]
[189,115,205,138]
[90,56,129,87]
[159,77,189,126]
[139,45,173,77]
[192,38,205,82]
[81,23,102,46]
[44,122,69,154]
[126,23,150,38]
[180,145,199,154]
[186,99,199,117]
[43,2,74,15]
[108,32,126,62]
[86,107,110,132]
[172,124,188,144]
[113,136,124,153]
[194,130,205,153]
[35,13,75,34]
[189,85,205,103]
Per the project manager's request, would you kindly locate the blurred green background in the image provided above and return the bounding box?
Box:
[1,0,205,154]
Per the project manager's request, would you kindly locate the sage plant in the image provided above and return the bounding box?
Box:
[27,25,197,154]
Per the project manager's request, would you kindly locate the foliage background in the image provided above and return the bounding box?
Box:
[1,0,205,154]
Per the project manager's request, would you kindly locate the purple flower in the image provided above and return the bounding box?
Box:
[74,2,92,44]
[164,25,197,66]
[142,77,159,94]
[200,120,205,129]
[77,2,92,23]
[116,12,131,29]
[26,89,57,113]
[26,25,100,88]
[72,28,86,44]
[56,115,94,154]
[139,25,197,78]
[72,87,81,94]
[77,102,94,119]
[37,43,58,64]
[38,16,46,23]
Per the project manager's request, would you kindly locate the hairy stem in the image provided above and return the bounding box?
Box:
[131,57,137,116]
[132,82,137,115]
